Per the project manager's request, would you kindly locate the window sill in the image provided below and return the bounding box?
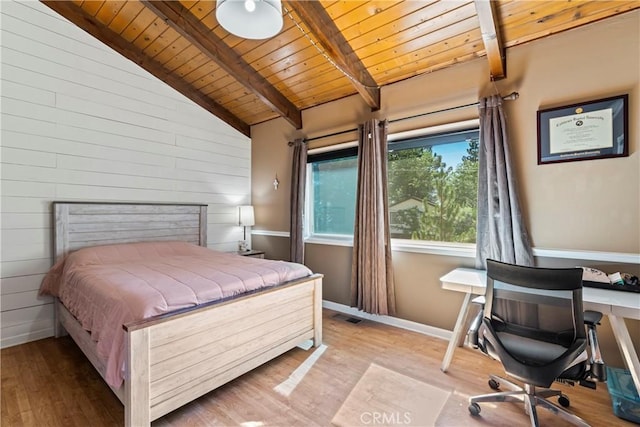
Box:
[254,230,639,264]
[391,239,475,258]
[304,235,475,258]
[304,235,353,247]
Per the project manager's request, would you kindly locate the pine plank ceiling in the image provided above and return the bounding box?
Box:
[42,1,639,137]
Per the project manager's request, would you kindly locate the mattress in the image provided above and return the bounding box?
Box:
[40,241,313,387]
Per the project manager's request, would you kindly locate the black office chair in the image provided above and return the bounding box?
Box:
[467,259,606,427]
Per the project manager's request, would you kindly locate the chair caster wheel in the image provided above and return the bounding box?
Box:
[488,378,500,390]
[468,402,481,416]
[558,394,570,408]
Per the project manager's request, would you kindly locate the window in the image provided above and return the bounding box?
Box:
[307,148,358,236]
[306,126,479,244]
[388,129,479,243]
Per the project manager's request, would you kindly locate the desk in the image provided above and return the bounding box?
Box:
[440,268,640,393]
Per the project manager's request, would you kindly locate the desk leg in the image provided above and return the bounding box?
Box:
[608,314,640,393]
[441,292,472,373]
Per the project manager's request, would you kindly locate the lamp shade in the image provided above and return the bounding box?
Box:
[216,0,283,40]
[238,205,255,227]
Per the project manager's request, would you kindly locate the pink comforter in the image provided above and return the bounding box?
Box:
[40,241,313,388]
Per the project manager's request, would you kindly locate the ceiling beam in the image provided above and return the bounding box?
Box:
[143,0,302,130]
[41,1,250,137]
[285,1,380,111]
[474,0,506,80]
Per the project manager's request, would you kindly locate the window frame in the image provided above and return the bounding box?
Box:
[304,119,479,257]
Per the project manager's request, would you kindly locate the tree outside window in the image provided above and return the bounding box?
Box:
[307,128,479,244]
[388,133,479,243]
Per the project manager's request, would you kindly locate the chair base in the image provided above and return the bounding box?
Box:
[468,374,590,427]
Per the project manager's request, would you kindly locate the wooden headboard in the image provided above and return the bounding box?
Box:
[53,202,208,260]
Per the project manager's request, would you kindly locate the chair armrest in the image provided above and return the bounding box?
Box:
[584,310,603,326]
[467,297,485,349]
[584,310,607,382]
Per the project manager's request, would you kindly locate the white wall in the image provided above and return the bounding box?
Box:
[0,1,251,347]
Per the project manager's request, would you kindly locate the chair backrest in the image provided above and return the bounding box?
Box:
[485,259,585,358]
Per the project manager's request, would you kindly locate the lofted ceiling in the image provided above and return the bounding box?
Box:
[43,0,639,137]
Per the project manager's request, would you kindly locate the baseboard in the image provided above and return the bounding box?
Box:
[322,300,452,341]
[0,303,451,349]
[1,327,54,349]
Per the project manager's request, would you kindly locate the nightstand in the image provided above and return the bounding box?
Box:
[236,250,265,259]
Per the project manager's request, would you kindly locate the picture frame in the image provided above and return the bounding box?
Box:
[537,94,628,165]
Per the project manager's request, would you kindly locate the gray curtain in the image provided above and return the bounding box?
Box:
[351,119,396,315]
[476,95,534,270]
[290,138,307,264]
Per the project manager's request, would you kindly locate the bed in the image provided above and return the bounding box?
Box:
[43,202,323,426]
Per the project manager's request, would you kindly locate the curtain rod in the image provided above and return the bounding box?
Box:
[288,91,519,146]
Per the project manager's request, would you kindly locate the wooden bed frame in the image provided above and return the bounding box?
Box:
[51,202,323,426]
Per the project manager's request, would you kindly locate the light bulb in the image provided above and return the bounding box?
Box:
[244,0,256,13]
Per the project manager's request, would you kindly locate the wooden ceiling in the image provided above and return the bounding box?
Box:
[43,1,638,137]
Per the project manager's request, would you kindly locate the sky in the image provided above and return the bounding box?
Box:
[432,141,469,169]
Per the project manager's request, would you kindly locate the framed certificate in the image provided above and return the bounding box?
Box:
[537,94,628,164]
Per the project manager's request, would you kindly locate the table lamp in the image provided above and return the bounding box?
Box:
[238,205,255,251]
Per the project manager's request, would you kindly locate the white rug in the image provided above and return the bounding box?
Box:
[332,363,451,427]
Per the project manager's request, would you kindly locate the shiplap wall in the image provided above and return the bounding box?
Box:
[0,1,252,348]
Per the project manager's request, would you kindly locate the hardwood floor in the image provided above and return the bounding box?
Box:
[1,309,632,426]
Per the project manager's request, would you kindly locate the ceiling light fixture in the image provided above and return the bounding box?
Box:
[216,0,283,40]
